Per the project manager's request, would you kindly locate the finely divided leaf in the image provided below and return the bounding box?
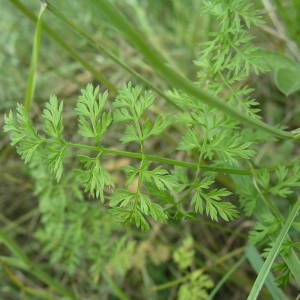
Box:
[43,95,64,138]
[120,124,140,143]
[75,84,112,140]
[204,130,255,163]
[110,189,136,208]
[141,117,171,140]
[113,82,169,144]
[79,154,113,202]
[192,178,237,221]
[143,166,176,191]
[46,140,66,182]
[113,83,154,119]
[4,104,43,163]
[109,207,150,231]
[177,128,201,151]
[269,166,300,197]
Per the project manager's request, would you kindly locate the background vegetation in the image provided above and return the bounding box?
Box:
[1,0,300,299]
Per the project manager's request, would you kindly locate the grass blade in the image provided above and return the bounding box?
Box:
[246,244,289,300]
[247,198,300,300]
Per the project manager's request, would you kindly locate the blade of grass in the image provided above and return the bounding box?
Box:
[87,0,295,140]
[246,244,289,300]
[0,229,79,300]
[24,1,47,112]
[251,170,300,286]
[247,198,300,300]
[9,0,117,95]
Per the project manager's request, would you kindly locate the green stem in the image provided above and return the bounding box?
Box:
[247,198,300,300]
[24,1,47,112]
[0,229,78,300]
[89,0,294,140]
[66,142,251,175]
[176,136,207,206]
[45,1,182,110]
[9,0,117,94]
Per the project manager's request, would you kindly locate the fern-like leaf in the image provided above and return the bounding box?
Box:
[78,154,113,202]
[43,95,64,138]
[4,104,43,163]
[191,178,237,221]
[75,83,112,142]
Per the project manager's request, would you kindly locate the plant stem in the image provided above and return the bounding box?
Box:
[24,1,47,112]
[9,0,117,94]
[89,0,294,140]
[45,1,182,111]
[67,142,251,175]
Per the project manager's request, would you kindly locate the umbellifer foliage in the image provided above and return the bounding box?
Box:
[4,82,240,230]
[3,0,300,296]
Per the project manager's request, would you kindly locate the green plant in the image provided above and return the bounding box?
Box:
[2,0,300,299]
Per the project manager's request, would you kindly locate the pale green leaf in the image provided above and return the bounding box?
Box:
[43,95,64,138]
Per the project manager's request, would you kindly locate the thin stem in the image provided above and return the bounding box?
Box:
[175,133,208,206]
[9,0,117,94]
[66,142,251,175]
[131,117,146,219]
[45,1,182,111]
[24,1,47,112]
[89,0,295,140]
